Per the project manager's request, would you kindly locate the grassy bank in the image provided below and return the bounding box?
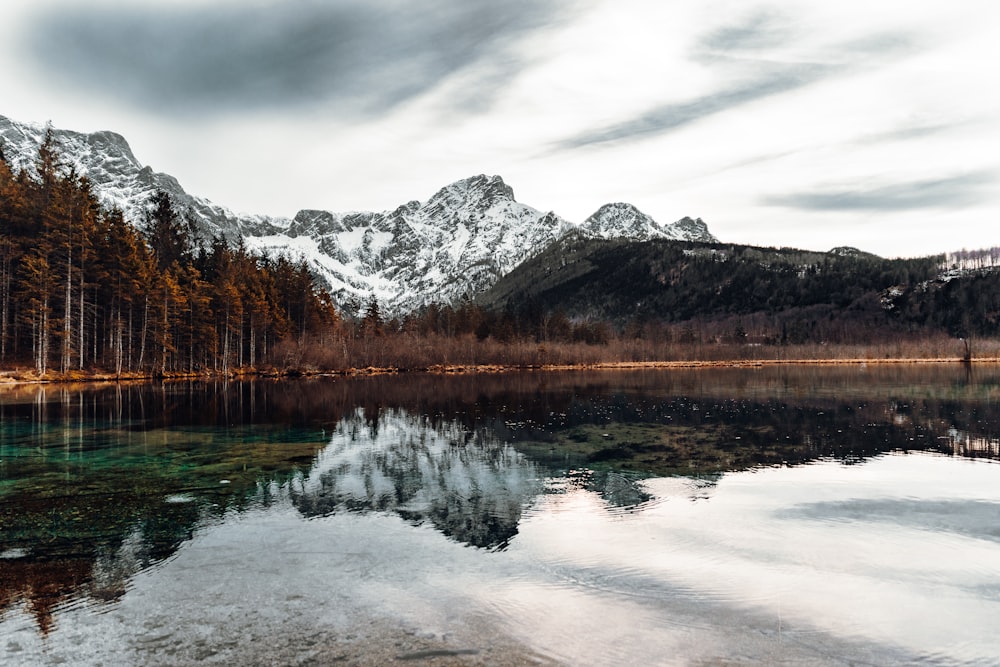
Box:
[2,334,998,386]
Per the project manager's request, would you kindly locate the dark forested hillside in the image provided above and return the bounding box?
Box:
[475,230,998,344]
[886,269,1000,341]
[479,232,939,319]
[0,131,339,376]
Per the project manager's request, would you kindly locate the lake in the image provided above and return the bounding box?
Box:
[1,365,999,665]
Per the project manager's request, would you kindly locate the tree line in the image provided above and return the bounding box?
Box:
[0,131,339,376]
[3,131,996,377]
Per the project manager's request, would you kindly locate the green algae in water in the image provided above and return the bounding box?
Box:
[0,385,330,568]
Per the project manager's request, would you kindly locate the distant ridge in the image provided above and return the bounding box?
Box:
[583,203,716,243]
[0,114,717,313]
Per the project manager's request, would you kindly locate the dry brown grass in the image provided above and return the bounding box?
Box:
[3,333,998,386]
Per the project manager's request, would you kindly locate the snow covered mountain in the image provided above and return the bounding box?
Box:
[0,114,717,314]
[293,407,542,549]
[583,203,717,243]
[243,174,572,312]
[247,188,720,313]
[0,114,278,239]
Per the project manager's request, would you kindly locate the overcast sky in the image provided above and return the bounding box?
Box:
[4,0,999,257]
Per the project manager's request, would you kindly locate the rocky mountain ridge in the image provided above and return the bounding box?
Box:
[0,114,717,313]
[583,202,713,243]
[0,115,277,239]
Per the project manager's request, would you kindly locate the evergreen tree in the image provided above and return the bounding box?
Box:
[146,190,191,272]
[362,296,383,337]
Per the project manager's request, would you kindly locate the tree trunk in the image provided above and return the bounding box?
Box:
[138,295,148,370]
[38,299,49,375]
[161,284,169,375]
[223,312,230,373]
[79,271,85,369]
[63,254,72,373]
[114,305,123,377]
[127,307,134,372]
[249,319,256,368]
[0,239,10,361]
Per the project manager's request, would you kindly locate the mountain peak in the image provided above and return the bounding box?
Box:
[85,129,140,165]
[428,174,515,210]
[582,203,717,243]
[591,202,642,214]
[670,216,717,243]
[583,202,654,235]
[583,202,660,240]
[459,173,513,196]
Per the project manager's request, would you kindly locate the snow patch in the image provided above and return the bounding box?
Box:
[337,227,367,253]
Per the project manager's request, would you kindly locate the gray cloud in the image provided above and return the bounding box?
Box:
[24,0,564,117]
[557,11,916,151]
[708,121,965,177]
[858,121,963,146]
[764,172,995,212]
[699,9,789,55]
[557,62,839,150]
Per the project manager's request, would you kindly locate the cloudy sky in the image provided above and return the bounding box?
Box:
[4,0,999,257]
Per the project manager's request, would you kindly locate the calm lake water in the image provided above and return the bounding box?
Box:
[1,366,999,665]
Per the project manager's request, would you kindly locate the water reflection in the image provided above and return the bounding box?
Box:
[780,497,1000,543]
[0,382,330,634]
[290,407,543,549]
[1,365,1000,649]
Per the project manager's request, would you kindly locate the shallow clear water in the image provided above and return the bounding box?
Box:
[1,366,999,665]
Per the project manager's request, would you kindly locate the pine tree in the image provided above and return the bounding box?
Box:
[0,140,348,374]
[362,296,383,337]
[0,151,28,360]
[18,250,54,374]
[146,190,191,272]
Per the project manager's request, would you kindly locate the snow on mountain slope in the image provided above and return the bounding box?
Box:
[1,114,718,314]
[293,407,541,548]
[583,203,718,243]
[0,114,283,238]
[244,174,572,312]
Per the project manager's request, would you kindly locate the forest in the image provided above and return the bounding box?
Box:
[2,133,998,380]
[475,230,1000,350]
[0,131,339,377]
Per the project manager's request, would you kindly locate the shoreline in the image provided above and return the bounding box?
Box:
[1,356,997,386]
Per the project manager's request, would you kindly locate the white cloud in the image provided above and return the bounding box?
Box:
[3,0,999,256]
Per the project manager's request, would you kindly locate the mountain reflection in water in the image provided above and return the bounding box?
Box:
[290,408,544,549]
[0,365,999,652]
